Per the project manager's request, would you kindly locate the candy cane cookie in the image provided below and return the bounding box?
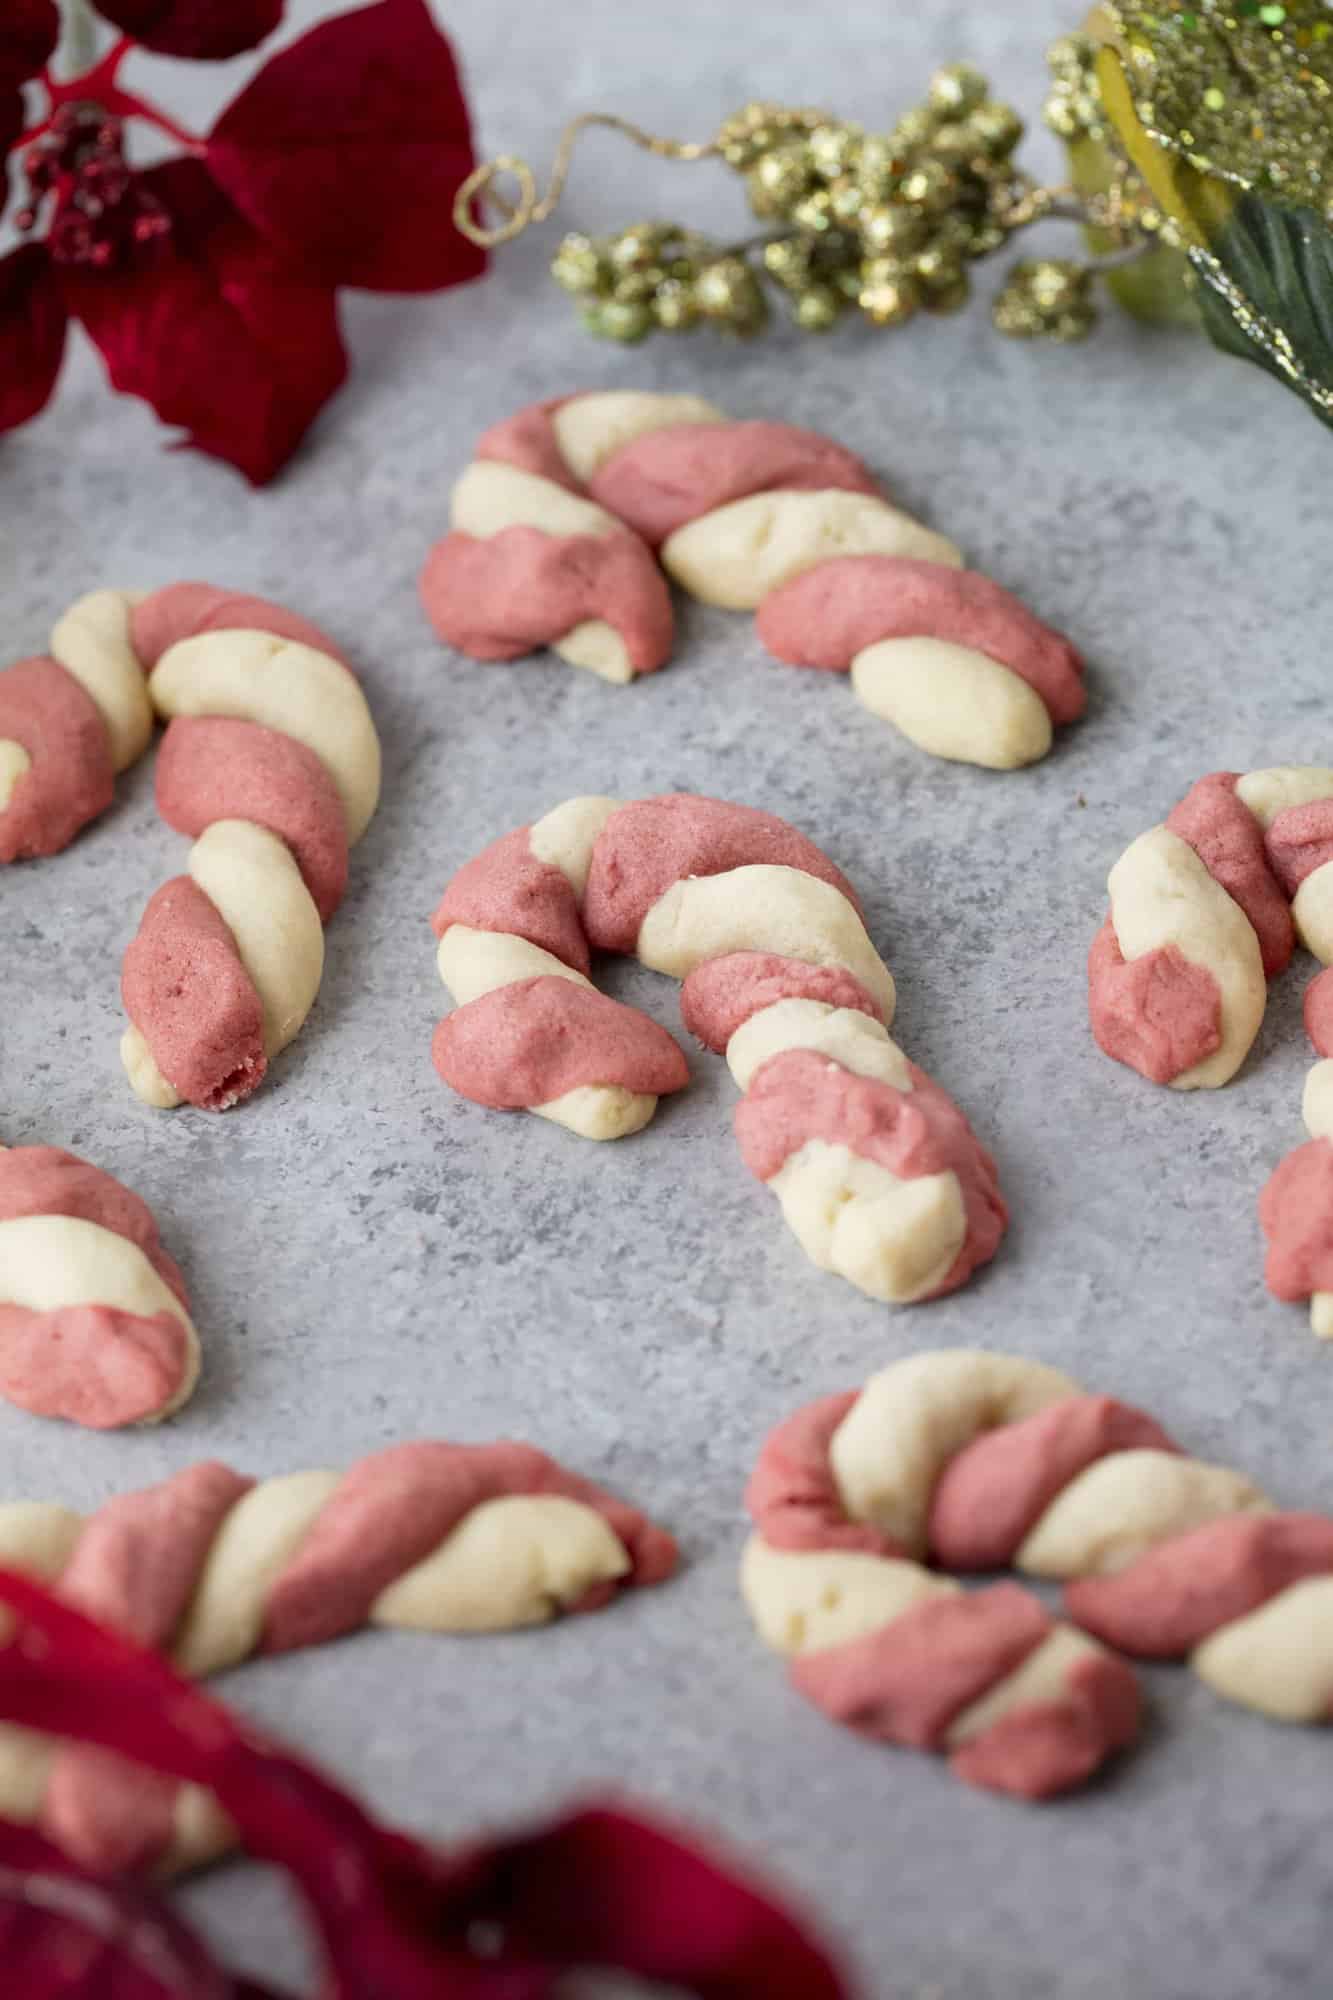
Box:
[1089,768,1333,1337]
[420,391,1086,769]
[0,1144,199,1429]
[748,1350,1333,1736]
[0,1442,676,1875]
[418,392,692,681]
[431,794,1006,1303]
[0,589,154,859]
[116,584,381,1111]
[741,1353,1150,1798]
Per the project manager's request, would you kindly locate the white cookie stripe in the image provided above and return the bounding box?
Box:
[148,630,381,844]
[660,489,962,609]
[851,636,1052,771]
[724,999,912,1092]
[528,792,623,894]
[0,1214,201,1422]
[550,390,725,482]
[829,1351,1079,1556]
[1107,826,1267,1091]
[189,821,326,1056]
[771,1147,968,1306]
[0,741,30,810]
[945,1626,1108,1748]
[48,586,153,773]
[431,796,1006,1302]
[636,864,898,1021]
[1193,1576,1333,1722]
[1015,1452,1272,1577]
[739,1535,957,1656]
[369,1494,632,1631]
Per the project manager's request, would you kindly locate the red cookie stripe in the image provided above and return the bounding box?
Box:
[121,877,267,1111]
[474,395,580,493]
[0,1303,191,1431]
[587,420,881,547]
[743,1390,899,1559]
[431,825,589,972]
[261,1439,679,1654]
[582,794,863,956]
[950,1648,1141,1799]
[0,1147,186,1305]
[156,716,349,922]
[1259,1137,1333,1299]
[129,583,348,672]
[756,556,1086,727]
[432,978,690,1110]
[1064,1513,1333,1657]
[1166,773,1293,979]
[419,523,673,675]
[1266,797,1333,898]
[1086,919,1223,1086]
[790,1582,1049,1753]
[734,1050,1007,1301]
[928,1395,1182,1572]
[680,953,884,1052]
[1305,968,1333,1057]
[0,655,115,862]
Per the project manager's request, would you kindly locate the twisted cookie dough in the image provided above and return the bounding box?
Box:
[0,1441,676,1874]
[0,582,381,1112]
[1089,767,1333,1337]
[0,1145,199,1429]
[117,584,381,1110]
[432,794,1006,1303]
[745,1350,1333,1758]
[742,1353,1148,1798]
[420,391,1086,770]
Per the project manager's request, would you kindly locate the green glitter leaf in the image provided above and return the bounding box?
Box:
[1189,193,1333,429]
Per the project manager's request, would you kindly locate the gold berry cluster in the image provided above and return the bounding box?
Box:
[551,65,1052,342]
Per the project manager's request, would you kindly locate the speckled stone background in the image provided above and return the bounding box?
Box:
[3,3,1332,1994]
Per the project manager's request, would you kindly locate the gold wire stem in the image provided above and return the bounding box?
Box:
[454,112,721,248]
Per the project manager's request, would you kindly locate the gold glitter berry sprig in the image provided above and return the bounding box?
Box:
[455,58,1152,346]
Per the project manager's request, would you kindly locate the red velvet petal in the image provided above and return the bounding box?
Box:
[91,0,282,61]
[207,0,486,293]
[0,1,59,87]
[0,244,68,431]
[0,1572,850,2000]
[62,159,346,485]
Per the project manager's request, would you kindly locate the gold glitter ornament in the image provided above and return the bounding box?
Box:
[791,188,836,233]
[762,236,815,288]
[652,279,699,330]
[793,281,843,329]
[587,298,653,342]
[694,256,769,332]
[899,159,958,213]
[454,46,1328,421]
[809,121,861,181]
[550,232,604,294]
[859,263,923,324]
[968,103,1024,157]
[748,143,814,217]
[860,201,926,254]
[856,134,899,198]
[930,64,988,117]
[993,257,1095,340]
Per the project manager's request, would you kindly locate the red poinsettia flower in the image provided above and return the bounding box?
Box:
[0,0,484,482]
[0,1568,852,1999]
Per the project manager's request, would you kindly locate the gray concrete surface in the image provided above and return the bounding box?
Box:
[2,3,1332,1994]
